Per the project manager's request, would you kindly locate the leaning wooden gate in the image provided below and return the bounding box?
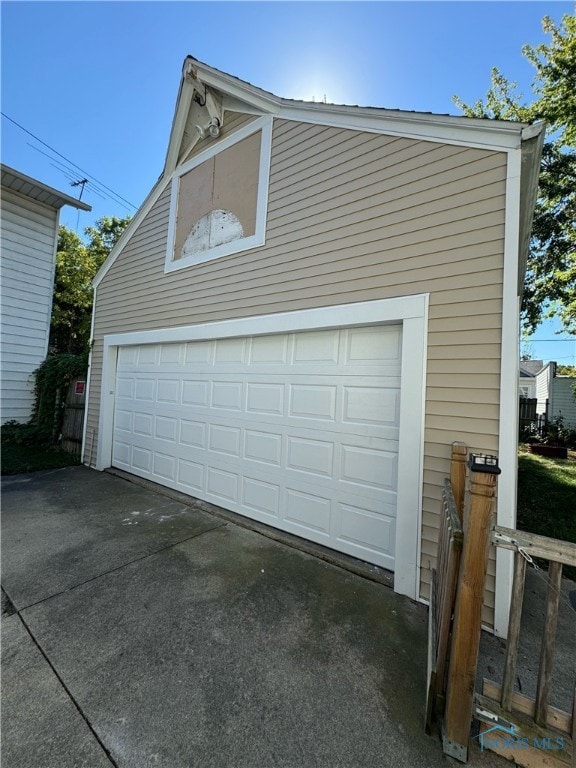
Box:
[426,442,576,766]
[425,443,466,732]
[474,528,576,766]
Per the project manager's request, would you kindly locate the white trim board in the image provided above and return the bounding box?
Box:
[96,294,429,602]
[277,107,524,153]
[494,148,522,639]
[186,57,527,152]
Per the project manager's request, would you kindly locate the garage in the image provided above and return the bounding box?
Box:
[111,325,402,570]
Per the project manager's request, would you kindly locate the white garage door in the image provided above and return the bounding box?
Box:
[112,325,402,569]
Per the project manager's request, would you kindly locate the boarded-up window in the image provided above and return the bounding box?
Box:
[166,120,269,269]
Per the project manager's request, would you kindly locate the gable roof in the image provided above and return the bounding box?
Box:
[94,55,545,291]
[163,55,541,177]
[1,164,92,211]
[519,359,544,377]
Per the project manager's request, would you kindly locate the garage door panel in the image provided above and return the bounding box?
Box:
[340,445,398,492]
[210,381,243,411]
[244,429,282,466]
[207,466,238,503]
[112,325,401,569]
[133,412,153,437]
[153,452,177,482]
[288,384,336,421]
[345,325,402,364]
[334,502,396,569]
[116,393,400,442]
[342,386,400,426]
[182,380,209,407]
[241,476,281,518]
[208,423,241,457]
[178,458,204,492]
[157,379,180,403]
[155,415,178,443]
[112,439,131,467]
[114,409,133,433]
[286,436,334,478]
[180,419,206,448]
[132,446,152,473]
[284,488,332,537]
[246,382,285,416]
[249,334,289,364]
[134,378,155,402]
[138,345,158,365]
[159,343,184,365]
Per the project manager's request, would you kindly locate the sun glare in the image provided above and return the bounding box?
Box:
[276,66,356,106]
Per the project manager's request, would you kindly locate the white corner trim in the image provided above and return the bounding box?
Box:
[164,116,273,273]
[96,294,429,601]
[494,148,522,639]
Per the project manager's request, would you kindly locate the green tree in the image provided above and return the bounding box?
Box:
[453,14,576,335]
[50,216,130,353]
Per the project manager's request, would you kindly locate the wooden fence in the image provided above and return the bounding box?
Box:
[474,528,576,767]
[425,475,463,733]
[59,377,86,456]
[427,443,576,766]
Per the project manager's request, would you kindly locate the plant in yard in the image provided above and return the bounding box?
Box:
[32,351,88,439]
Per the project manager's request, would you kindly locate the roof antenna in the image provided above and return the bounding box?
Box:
[70,178,88,200]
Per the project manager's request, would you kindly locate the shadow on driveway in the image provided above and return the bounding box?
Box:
[1,466,503,768]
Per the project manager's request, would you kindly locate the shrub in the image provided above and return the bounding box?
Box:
[1,420,52,446]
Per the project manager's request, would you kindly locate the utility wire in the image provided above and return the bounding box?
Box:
[32,144,124,207]
[2,112,137,210]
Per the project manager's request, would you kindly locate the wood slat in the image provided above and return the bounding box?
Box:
[493,527,576,567]
[501,552,527,710]
[535,561,563,727]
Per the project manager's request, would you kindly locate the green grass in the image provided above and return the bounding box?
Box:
[517,449,576,578]
[1,443,80,475]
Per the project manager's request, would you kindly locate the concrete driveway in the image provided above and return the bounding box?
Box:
[1,466,499,768]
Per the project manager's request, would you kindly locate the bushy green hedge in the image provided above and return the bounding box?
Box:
[1,420,52,446]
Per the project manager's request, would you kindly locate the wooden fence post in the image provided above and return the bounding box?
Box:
[443,454,501,762]
[450,442,467,522]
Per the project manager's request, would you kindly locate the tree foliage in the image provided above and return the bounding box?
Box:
[453,14,576,335]
[50,216,130,353]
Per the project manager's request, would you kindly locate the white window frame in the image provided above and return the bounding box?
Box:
[164,115,273,273]
[96,295,429,602]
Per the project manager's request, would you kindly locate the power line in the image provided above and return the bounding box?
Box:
[2,111,137,210]
[35,145,120,206]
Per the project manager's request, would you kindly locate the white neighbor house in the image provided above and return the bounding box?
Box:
[536,362,576,428]
[1,164,91,424]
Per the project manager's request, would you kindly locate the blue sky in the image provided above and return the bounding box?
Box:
[1,1,574,365]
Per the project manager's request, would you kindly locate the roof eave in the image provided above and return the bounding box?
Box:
[1,163,92,211]
[517,123,547,295]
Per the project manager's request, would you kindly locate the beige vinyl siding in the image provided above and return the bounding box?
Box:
[88,116,508,625]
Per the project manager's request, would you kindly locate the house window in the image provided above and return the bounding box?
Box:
[519,386,530,397]
[165,116,272,272]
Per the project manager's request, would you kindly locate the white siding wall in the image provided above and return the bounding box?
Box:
[535,364,553,417]
[550,377,576,427]
[1,188,58,423]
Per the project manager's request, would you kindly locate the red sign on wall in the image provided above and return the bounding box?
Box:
[74,381,86,396]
